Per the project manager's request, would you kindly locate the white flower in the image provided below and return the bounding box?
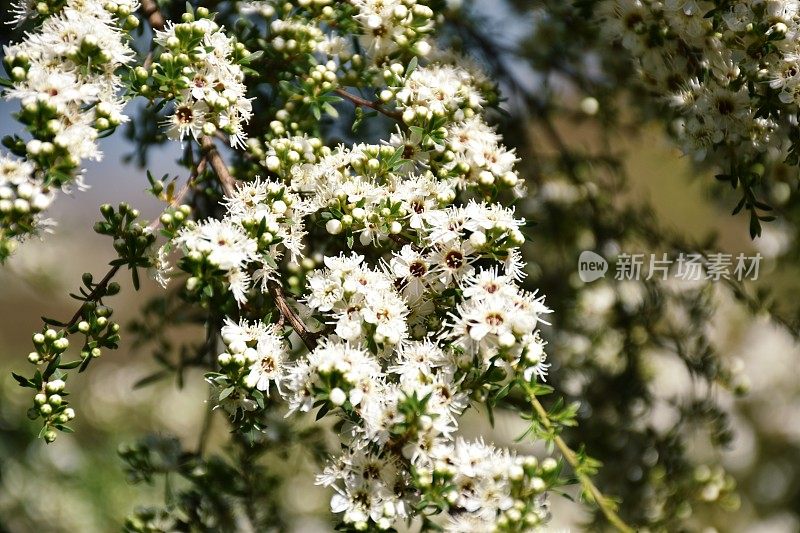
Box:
[165,100,209,142]
[175,219,257,271]
[244,323,287,395]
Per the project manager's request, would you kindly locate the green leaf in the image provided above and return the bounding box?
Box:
[405,56,419,77]
[11,372,33,388]
[133,370,170,389]
[218,386,234,401]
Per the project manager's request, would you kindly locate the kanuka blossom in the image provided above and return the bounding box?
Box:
[0,0,137,257]
[0,156,54,248]
[305,253,409,348]
[134,9,565,529]
[351,0,434,59]
[153,18,254,147]
[219,318,287,395]
[173,177,310,303]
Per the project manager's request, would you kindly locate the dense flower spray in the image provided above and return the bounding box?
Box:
[3,1,647,531]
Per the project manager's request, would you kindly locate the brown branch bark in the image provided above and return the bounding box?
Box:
[266,280,320,351]
[201,136,237,197]
[199,138,319,351]
[334,88,403,121]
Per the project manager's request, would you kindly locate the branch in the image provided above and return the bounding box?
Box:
[64,159,203,329]
[200,136,319,350]
[141,0,165,31]
[65,265,121,329]
[525,386,635,533]
[266,280,320,351]
[334,88,403,121]
[201,136,237,197]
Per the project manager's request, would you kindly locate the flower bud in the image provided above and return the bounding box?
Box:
[541,457,558,472]
[329,387,347,406]
[326,219,343,235]
[53,337,69,352]
[45,379,65,393]
[469,231,487,247]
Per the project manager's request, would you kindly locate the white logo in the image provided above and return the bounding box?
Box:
[578,251,607,282]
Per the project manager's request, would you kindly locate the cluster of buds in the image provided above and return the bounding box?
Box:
[144,8,255,147]
[306,145,436,245]
[385,63,484,127]
[0,157,54,259]
[22,329,75,442]
[261,135,329,179]
[269,17,326,57]
[284,341,384,416]
[205,319,287,427]
[275,60,341,132]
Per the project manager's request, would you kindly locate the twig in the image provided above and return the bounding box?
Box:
[201,136,238,197]
[199,138,319,349]
[65,265,121,329]
[335,88,403,121]
[64,158,203,329]
[525,387,635,533]
[266,280,320,351]
[147,157,206,232]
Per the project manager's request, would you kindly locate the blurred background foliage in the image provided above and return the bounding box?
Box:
[2,0,800,531]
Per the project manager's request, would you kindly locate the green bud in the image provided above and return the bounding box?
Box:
[45,379,65,393]
[53,337,69,352]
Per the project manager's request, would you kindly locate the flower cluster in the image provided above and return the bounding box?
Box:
[0,157,54,257]
[421,439,557,532]
[446,269,551,380]
[306,253,409,349]
[389,63,484,125]
[174,178,311,303]
[5,2,656,530]
[0,0,137,258]
[598,0,797,163]
[145,9,254,147]
[205,318,288,424]
[281,333,557,531]
[352,0,435,60]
